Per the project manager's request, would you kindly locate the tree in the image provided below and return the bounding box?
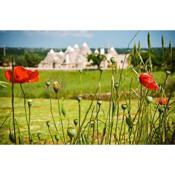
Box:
[87,52,106,69]
[24,52,42,67]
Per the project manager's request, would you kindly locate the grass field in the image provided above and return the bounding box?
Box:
[0,97,139,144]
[0,68,175,144]
[0,68,166,99]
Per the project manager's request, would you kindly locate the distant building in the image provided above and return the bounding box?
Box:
[38,43,129,69]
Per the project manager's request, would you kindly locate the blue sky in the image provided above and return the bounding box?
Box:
[0,31,175,48]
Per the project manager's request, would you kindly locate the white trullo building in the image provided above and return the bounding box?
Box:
[106,47,129,69]
[38,43,129,69]
[38,43,92,69]
[38,49,64,69]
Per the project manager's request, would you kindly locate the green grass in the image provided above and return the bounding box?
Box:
[0,69,166,99]
[0,97,141,144]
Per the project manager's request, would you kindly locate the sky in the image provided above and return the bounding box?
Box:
[0,31,175,48]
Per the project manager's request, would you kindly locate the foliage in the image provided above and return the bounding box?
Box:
[87,53,106,69]
[24,52,43,67]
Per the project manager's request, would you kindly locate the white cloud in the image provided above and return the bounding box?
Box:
[59,31,93,38]
[22,31,93,38]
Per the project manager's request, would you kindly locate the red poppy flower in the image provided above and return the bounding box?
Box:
[157,97,168,105]
[139,73,159,91]
[5,66,39,83]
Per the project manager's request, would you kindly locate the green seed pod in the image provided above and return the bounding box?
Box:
[54,135,60,142]
[79,69,83,73]
[27,99,32,107]
[126,117,133,129]
[90,121,95,128]
[67,127,77,139]
[46,81,50,87]
[138,41,141,54]
[146,96,153,103]
[18,136,23,144]
[161,35,164,49]
[53,81,61,93]
[169,41,172,59]
[97,100,102,106]
[158,107,164,113]
[133,42,137,56]
[147,32,151,50]
[110,57,116,64]
[77,96,82,102]
[112,102,116,114]
[73,119,78,126]
[166,70,171,75]
[61,106,66,117]
[102,126,106,136]
[114,82,119,90]
[46,121,50,127]
[37,133,41,140]
[121,104,127,111]
[9,132,15,143]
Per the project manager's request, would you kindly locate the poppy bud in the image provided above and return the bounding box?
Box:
[61,107,66,117]
[90,121,95,127]
[9,132,15,143]
[54,135,60,142]
[126,117,133,129]
[79,69,83,73]
[110,57,116,64]
[46,121,50,127]
[158,107,164,113]
[146,96,153,103]
[73,119,78,126]
[121,104,127,111]
[97,100,102,106]
[27,99,32,107]
[166,71,171,75]
[53,81,61,93]
[37,132,41,140]
[67,127,77,139]
[99,68,103,73]
[102,126,106,136]
[77,96,82,102]
[46,81,50,87]
[114,82,119,90]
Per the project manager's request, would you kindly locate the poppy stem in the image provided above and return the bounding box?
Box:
[20,83,31,144]
[57,94,66,144]
[48,86,59,136]
[11,56,16,144]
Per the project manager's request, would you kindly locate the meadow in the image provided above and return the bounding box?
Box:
[0,68,175,144]
[0,69,166,99]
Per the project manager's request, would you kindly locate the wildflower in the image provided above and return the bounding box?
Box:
[157,97,168,105]
[139,73,159,91]
[5,66,39,83]
[53,81,61,93]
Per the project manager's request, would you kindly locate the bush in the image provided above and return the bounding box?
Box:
[24,52,42,67]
